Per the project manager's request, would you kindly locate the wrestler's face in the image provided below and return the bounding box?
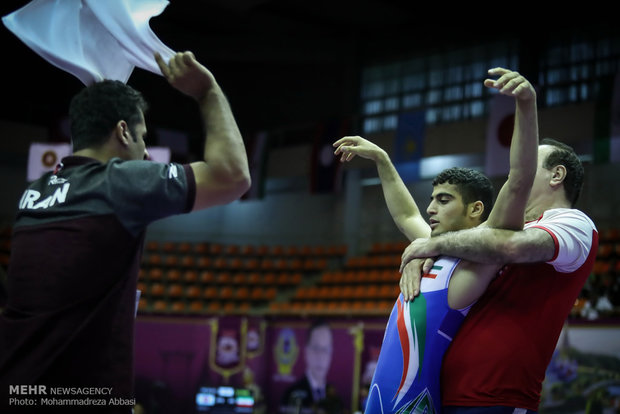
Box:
[426,183,471,236]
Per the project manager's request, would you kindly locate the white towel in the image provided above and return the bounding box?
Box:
[2,0,176,85]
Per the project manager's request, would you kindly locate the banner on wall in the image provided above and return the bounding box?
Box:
[610,72,620,163]
[310,118,350,194]
[134,315,620,414]
[393,110,425,163]
[27,142,172,182]
[485,93,515,177]
[268,318,384,414]
[242,131,270,200]
[27,142,72,182]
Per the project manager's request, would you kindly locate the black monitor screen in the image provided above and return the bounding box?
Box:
[195,386,254,413]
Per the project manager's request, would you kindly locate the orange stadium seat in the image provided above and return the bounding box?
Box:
[138,298,148,312]
[162,242,176,253]
[180,254,196,268]
[183,270,199,284]
[197,257,212,269]
[255,245,269,256]
[203,286,218,299]
[152,299,168,312]
[170,301,185,313]
[186,285,202,299]
[167,284,184,299]
[166,269,182,283]
[164,255,179,267]
[271,245,284,256]
[213,257,227,269]
[240,245,256,255]
[225,244,240,256]
[236,287,250,300]
[146,253,162,266]
[189,300,204,313]
[219,286,234,300]
[216,272,232,284]
[194,243,209,255]
[177,242,192,254]
[262,273,276,285]
[246,272,261,285]
[206,302,221,313]
[229,258,243,270]
[209,244,223,255]
[149,283,165,297]
[232,272,246,285]
[145,241,159,252]
[199,270,215,284]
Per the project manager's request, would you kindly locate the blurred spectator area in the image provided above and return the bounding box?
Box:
[1,226,619,319]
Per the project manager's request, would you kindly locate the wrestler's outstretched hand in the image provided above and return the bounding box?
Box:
[484,67,536,101]
[333,135,387,163]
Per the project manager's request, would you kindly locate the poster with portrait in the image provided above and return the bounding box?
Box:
[268,318,366,414]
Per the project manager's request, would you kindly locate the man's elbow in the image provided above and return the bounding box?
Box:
[237,173,252,196]
[225,171,252,201]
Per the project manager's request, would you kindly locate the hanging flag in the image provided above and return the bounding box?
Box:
[2,0,175,85]
[610,73,620,163]
[485,93,515,177]
[593,74,614,164]
[242,132,269,200]
[27,142,72,182]
[393,111,425,182]
[393,111,425,163]
[310,118,350,194]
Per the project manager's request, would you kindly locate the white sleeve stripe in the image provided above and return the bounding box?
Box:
[527,209,596,273]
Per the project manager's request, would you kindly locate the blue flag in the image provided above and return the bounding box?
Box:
[393,111,425,163]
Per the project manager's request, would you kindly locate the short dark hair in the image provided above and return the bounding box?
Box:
[540,138,584,207]
[69,80,148,151]
[432,167,494,221]
[307,318,331,344]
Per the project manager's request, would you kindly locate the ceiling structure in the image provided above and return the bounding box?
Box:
[0,1,611,157]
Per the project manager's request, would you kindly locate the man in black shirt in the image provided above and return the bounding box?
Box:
[0,51,250,413]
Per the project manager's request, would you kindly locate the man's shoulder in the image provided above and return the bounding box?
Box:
[536,208,597,231]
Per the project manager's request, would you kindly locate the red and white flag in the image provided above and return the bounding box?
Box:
[485,94,515,178]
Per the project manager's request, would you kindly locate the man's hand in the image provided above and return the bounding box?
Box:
[400,237,439,273]
[333,136,387,163]
[400,258,435,301]
[484,68,536,101]
[155,51,217,102]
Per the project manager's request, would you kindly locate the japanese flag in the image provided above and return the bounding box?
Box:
[27,142,72,182]
[485,94,515,178]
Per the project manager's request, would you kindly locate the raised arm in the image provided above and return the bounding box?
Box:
[155,52,251,210]
[484,68,538,230]
[333,136,430,241]
[400,68,540,300]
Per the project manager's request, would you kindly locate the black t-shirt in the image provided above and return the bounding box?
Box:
[0,156,195,412]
